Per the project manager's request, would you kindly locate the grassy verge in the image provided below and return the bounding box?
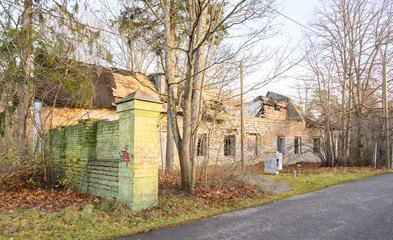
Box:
[0,168,389,240]
[261,168,390,200]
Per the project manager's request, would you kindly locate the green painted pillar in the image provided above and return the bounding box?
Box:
[116,91,162,210]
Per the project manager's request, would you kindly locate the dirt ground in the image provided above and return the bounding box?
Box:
[0,170,98,212]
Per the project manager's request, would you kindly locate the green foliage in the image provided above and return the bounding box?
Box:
[0,111,5,137]
[58,149,83,190]
[113,6,164,55]
[0,145,22,174]
[72,2,79,13]
[206,2,229,45]
[0,143,45,188]
[1,0,101,112]
[52,144,87,191]
[34,44,96,107]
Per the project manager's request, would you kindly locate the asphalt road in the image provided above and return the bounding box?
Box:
[118,172,393,240]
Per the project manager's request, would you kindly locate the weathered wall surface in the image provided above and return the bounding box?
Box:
[49,95,162,210]
[118,99,162,210]
[88,120,119,199]
[261,104,288,120]
[42,106,119,130]
[195,114,320,166]
[155,118,321,171]
[47,94,320,175]
[49,119,119,198]
[156,112,321,168]
[95,120,120,160]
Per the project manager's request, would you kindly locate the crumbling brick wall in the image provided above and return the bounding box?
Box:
[195,113,320,166]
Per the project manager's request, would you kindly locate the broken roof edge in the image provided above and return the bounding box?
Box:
[305,117,324,128]
[287,97,306,123]
[116,89,162,105]
[266,91,289,102]
[266,91,305,123]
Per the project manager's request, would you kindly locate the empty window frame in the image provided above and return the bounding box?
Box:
[313,137,321,153]
[277,136,285,153]
[247,134,258,156]
[224,135,236,156]
[197,134,207,156]
[294,136,302,154]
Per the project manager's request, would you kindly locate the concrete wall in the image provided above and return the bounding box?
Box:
[49,119,118,198]
[87,120,119,199]
[49,94,162,210]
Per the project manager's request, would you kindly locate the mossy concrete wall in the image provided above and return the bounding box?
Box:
[49,93,162,210]
[50,119,118,198]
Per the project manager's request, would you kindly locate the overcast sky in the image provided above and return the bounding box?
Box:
[245,0,319,101]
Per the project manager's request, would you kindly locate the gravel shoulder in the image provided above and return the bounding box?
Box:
[236,174,291,194]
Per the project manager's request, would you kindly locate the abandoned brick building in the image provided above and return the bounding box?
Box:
[35,64,322,168]
[193,91,322,166]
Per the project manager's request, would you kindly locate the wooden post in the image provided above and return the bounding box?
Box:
[374,142,377,169]
[240,60,245,172]
[383,56,390,169]
[391,144,393,170]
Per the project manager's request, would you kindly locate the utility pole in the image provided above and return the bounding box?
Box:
[383,54,390,169]
[240,60,245,172]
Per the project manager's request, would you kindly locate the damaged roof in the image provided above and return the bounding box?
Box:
[36,63,159,109]
[244,92,304,122]
[305,118,325,128]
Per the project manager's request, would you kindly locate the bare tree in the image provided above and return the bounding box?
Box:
[140,0,284,191]
[304,0,393,166]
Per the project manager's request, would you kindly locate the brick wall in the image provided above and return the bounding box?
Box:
[195,113,320,166]
[49,94,162,210]
[49,119,119,198]
[87,120,119,199]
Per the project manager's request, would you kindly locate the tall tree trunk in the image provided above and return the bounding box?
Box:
[382,53,390,169]
[179,70,193,190]
[355,71,363,162]
[326,88,334,167]
[190,3,207,189]
[347,63,354,163]
[165,113,175,174]
[179,40,195,191]
[164,0,177,174]
[340,79,347,165]
[178,139,192,190]
[341,1,349,165]
[17,0,33,154]
[163,0,192,190]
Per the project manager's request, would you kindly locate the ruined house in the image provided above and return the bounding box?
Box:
[37,63,322,167]
[195,92,322,166]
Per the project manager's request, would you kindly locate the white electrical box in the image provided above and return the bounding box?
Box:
[264,151,283,174]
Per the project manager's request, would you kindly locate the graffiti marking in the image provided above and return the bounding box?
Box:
[120,148,133,167]
[135,145,156,166]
